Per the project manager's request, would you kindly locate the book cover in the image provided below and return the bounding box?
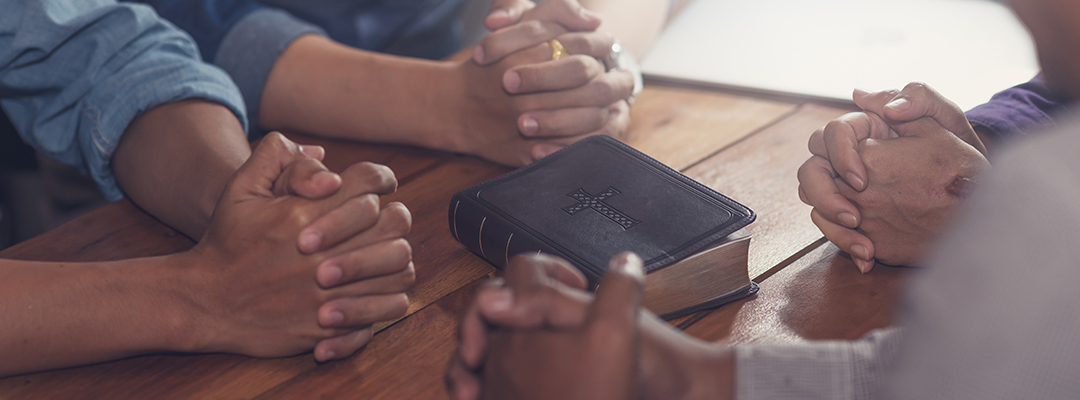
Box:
[449,135,757,317]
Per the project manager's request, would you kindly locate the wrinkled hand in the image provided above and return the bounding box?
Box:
[450,0,634,166]
[839,117,989,266]
[798,83,990,270]
[447,254,733,400]
[184,133,414,361]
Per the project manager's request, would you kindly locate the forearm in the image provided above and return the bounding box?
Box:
[259,35,462,151]
[580,0,670,57]
[113,100,250,239]
[0,255,200,376]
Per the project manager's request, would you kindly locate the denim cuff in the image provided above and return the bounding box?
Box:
[84,54,246,201]
[213,8,326,139]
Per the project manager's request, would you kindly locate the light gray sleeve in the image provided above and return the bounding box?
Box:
[213,8,326,137]
[735,328,904,400]
[882,114,1080,400]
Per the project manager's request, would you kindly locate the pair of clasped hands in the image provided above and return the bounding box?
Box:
[798,83,992,271]
[457,0,638,165]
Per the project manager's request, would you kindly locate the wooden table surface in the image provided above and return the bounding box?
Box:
[0,81,913,399]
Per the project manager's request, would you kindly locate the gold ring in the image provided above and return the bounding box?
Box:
[548,39,566,60]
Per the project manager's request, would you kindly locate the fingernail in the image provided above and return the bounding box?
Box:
[472,45,485,63]
[838,212,858,228]
[850,244,870,261]
[320,263,343,287]
[489,9,509,20]
[312,170,338,187]
[580,7,600,21]
[611,252,644,278]
[328,310,344,325]
[323,349,336,361]
[485,289,513,312]
[521,118,539,136]
[885,98,911,112]
[503,71,521,93]
[854,257,874,274]
[298,144,323,159]
[300,231,322,252]
[853,88,871,97]
[846,172,865,191]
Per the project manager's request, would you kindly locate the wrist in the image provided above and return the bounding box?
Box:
[639,316,735,400]
[153,250,222,354]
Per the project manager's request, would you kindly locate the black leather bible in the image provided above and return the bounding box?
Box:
[448,136,758,319]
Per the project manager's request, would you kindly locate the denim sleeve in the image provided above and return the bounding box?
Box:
[0,0,247,201]
[141,0,325,136]
[965,74,1069,146]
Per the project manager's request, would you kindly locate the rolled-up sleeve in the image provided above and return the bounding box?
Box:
[142,0,325,135]
[734,328,904,400]
[0,0,247,201]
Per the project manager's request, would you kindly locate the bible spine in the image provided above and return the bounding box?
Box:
[449,192,603,284]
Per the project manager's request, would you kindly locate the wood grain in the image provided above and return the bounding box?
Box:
[683,242,912,344]
[683,103,855,279]
[628,86,796,170]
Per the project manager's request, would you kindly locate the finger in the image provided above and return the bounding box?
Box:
[313,326,374,362]
[272,157,342,199]
[588,252,644,324]
[505,253,588,291]
[319,202,412,255]
[519,106,608,138]
[851,87,902,116]
[460,278,505,368]
[475,20,567,65]
[446,354,483,400]
[318,292,409,329]
[820,112,893,191]
[484,0,534,30]
[504,55,605,94]
[529,101,629,160]
[318,238,412,288]
[882,82,987,154]
[325,261,415,299]
[556,31,616,59]
[796,156,860,228]
[810,209,877,273]
[515,69,634,110]
[228,132,307,199]
[297,162,399,253]
[298,194,380,254]
[517,0,602,32]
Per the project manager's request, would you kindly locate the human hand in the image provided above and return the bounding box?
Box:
[447,0,634,166]
[799,83,989,271]
[447,254,733,400]
[182,133,414,361]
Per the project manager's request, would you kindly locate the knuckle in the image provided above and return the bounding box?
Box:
[380,203,413,237]
[903,81,930,94]
[523,20,546,38]
[390,238,414,264]
[399,263,417,288]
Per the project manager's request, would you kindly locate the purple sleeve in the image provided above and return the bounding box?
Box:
[964,74,1067,144]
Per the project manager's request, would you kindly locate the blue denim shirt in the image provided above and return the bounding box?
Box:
[137,0,464,134]
[0,0,247,201]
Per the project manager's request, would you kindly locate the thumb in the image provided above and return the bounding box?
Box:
[522,0,602,32]
[227,132,304,200]
[588,252,645,329]
[485,0,533,30]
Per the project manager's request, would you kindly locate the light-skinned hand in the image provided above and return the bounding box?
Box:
[798,83,990,270]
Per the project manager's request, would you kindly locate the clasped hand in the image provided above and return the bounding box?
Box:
[798,83,991,271]
[179,133,414,362]
[454,0,636,166]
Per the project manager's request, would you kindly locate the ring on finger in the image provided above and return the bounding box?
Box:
[549,39,566,60]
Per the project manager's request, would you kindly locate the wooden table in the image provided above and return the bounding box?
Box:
[0,81,912,399]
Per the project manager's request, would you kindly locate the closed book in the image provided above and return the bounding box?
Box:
[448,135,757,319]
